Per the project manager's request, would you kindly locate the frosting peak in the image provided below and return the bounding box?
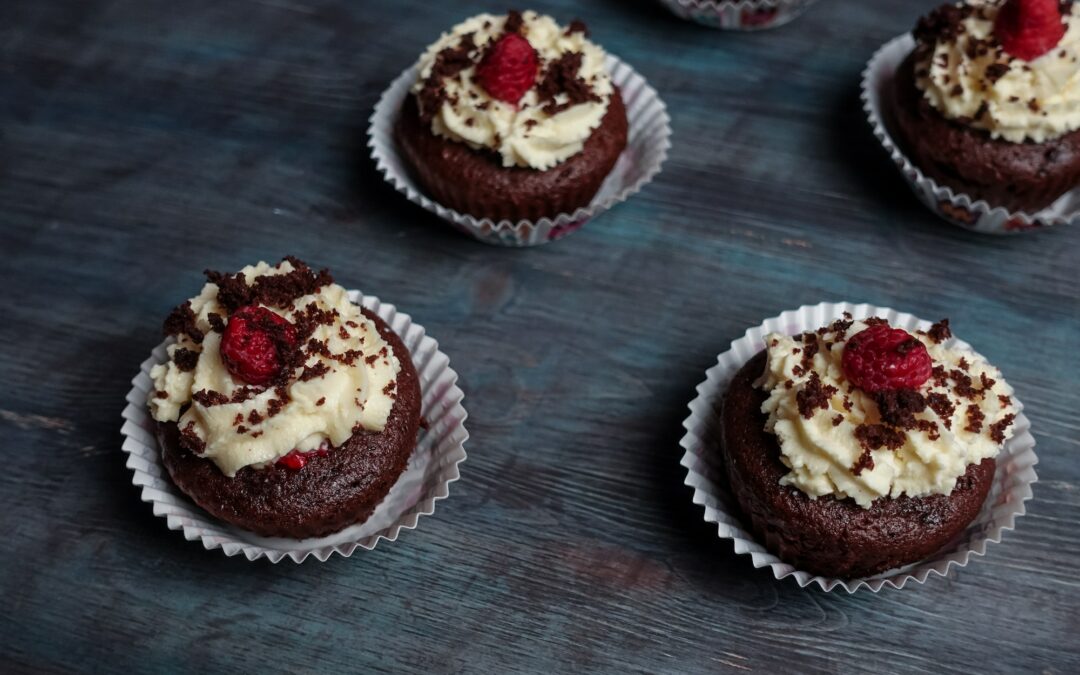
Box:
[914,0,1080,143]
[149,260,401,477]
[758,317,1016,508]
[411,11,614,170]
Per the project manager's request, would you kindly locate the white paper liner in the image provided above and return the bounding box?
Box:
[863,34,1080,234]
[679,301,1038,593]
[120,291,468,563]
[368,54,671,247]
[656,0,819,30]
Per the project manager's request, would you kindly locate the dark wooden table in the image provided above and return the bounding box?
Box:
[3,0,1078,672]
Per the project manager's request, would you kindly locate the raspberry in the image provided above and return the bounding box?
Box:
[841,324,933,394]
[995,0,1066,61]
[475,33,538,105]
[220,305,296,385]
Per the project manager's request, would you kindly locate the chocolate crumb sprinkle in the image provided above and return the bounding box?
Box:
[796,372,838,419]
[852,448,875,476]
[989,414,1015,443]
[192,389,229,407]
[926,392,956,429]
[173,348,199,372]
[854,423,906,452]
[163,301,203,344]
[927,319,951,343]
[965,405,985,433]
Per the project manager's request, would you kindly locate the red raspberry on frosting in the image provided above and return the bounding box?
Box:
[841,324,933,394]
[475,33,539,105]
[995,0,1067,61]
[220,305,297,385]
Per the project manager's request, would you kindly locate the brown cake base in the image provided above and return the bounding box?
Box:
[156,307,422,540]
[893,53,1080,213]
[721,351,995,579]
[394,88,629,222]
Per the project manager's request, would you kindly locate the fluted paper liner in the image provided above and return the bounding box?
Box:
[863,34,1080,234]
[656,0,819,30]
[679,301,1037,593]
[368,54,671,247]
[120,291,468,563]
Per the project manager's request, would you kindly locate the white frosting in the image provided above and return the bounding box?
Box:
[412,11,613,170]
[917,0,1080,143]
[759,320,1016,508]
[149,261,401,477]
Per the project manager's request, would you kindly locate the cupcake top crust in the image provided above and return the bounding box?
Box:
[411,10,614,170]
[756,316,1016,508]
[149,258,402,477]
[913,0,1080,143]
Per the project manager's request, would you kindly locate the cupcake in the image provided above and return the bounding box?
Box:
[148,257,422,539]
[892,0,1080,213]
[394,10,629,222]
[721,314,1017,578]
[656,0,820,31]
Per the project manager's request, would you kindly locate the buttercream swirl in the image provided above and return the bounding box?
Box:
[758,319,1016,508]
[411,11,613,170]
[915,0,1080,143]
[149,260,401,477]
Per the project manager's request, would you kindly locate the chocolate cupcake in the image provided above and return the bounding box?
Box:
[394,10,628,222]
[892,0,1080,213]
[720,316,1017,578]
[147,258,421,539]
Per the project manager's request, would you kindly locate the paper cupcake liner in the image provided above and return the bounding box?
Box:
[120,291,468,563]
[679,301,1038,593]
[863,34,1080,234]
[368,54,671,247]
[656,0,819,30]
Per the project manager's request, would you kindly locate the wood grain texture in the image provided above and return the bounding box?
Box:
[1,0,1078,672]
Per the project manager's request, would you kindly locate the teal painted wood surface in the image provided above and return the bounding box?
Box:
[1,0,1078,672]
